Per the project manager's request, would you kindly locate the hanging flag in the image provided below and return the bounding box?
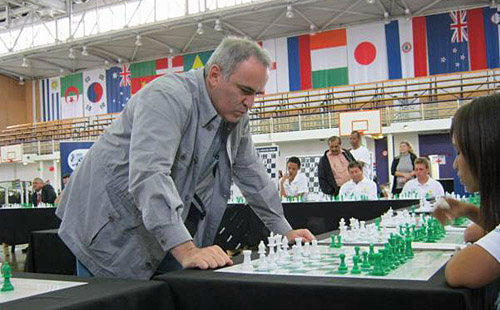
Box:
[467,8,488,70]
[60,73,84,119]
[183,50,213,71]
[106,65,131,113]
[83,68,107,116]
[347,23,388,84]
[156,56,184,76]
[262,39,279,94]
[412,16,428,77]
[275,37,290,93]
[426,11,470,75]
[385,19,416,79]
[39,77,60,121]
[130,60,159,95]
[479,7,500,69]
[310,29,349,88]
[287,35,312,91]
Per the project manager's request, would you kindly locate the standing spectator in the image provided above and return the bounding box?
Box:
[30,177,56,206]
[318,136,355,196]
[339,161,378,200]
[401,157,444,199]
[280,157,308,199]
[349,130,372,179]
[391,141,417,195]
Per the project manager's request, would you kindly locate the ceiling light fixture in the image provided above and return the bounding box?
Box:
[21,57,29,68]
[405,8,412,21]
[68,48,75,59]
[383,11,391,24]
[197,22,204,35]
[286,5,294,19]
[309,24,316,35]
[366,0,375,4]
[117,57,122,64]
[18,76,24,85]
[135,34,142,47]
[491,0,497,9]
[82,45,89,56]
[168,48,174,55]
[214,19,222,32]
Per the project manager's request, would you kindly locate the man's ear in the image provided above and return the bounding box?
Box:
[207,64,222,88]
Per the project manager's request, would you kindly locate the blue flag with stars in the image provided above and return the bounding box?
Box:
[106,65,131,113]
[426,11,470,75]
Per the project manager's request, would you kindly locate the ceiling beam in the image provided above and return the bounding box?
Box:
[321,0,362,31]
[142,36,178,53]
[29,57,72,72]
[88,46,130,63]
[182,28,198,53]
[221,20,254,40]
[293,7,318,29]
[414,0,443,16]
[26,0,66,11]
[256,10,286,40]
[304,6,379,17]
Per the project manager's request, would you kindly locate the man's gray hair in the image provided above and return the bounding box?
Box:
[205,36,272,78]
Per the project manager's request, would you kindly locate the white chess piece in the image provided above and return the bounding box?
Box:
[303,242,311,257]
[294,237,303,255]
[241,250,253,272]
[282,237,290,257]
[291,245,303,268]
[311,239,321,260]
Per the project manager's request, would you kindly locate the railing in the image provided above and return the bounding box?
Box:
[1,68,499,149]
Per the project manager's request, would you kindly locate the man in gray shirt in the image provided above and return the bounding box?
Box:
[56,37,314,279]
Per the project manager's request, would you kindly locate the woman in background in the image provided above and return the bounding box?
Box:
[390,141,417,195]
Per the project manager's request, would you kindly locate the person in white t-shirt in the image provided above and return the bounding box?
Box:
[433,94,500,290]
[349,131,372,180]
[339,161,378,200]
[280,157,308,199]
[401,157,444,200]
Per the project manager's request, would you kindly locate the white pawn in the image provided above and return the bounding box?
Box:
[267,252,277,270]
[303,242,311,257]
[241,250,253,272]
[295,237,303,254]
[282,236,290,257]
[311,239,321,260]
[258,241,266,256]
[291,245,303,268]
[257,252,268,271]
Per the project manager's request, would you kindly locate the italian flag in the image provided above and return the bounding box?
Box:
[310,29,349,88]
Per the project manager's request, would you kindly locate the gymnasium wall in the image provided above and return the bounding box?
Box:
[0,76,32,131]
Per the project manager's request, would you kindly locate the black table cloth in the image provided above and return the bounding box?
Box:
[0,207,60,244]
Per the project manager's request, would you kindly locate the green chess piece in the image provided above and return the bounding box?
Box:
[375,218,381,231]
[351,256,361,274]
[361,251,371,271]
[337,253,348,274]
[405,236,414,259]
[329,234,336,248]
[1,262,14,292]
[354,246,361,261]
[370,253,385,276]
[368,243,375,265]
[335,235,343,248]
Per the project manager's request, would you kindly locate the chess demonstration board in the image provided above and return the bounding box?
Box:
[217,245,451,281]
[318,230,465,250]
[256,146,279,180]
[0,278,86,304]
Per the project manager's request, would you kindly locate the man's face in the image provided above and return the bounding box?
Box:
[415,163,428,180]
[328,140,341,155]
[349,167,363,183]
[33,179,43,191]
[287,162,299,178]
[208,56,268,123]
[349,134,360,148]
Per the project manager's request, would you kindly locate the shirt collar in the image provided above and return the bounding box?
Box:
[196,68,221,128]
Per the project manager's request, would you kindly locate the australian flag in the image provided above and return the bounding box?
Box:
[426,10,470,75]
[106,64,131,113]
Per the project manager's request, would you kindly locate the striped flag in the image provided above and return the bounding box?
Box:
[385,19,416,79]
[470,7,500,69]
[262,37,290,94]
[412,16,428,77]
[39,77,60,121]
[310,29,349,88]
[287,35,312,91]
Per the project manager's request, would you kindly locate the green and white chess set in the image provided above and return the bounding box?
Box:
[217,211,467,281]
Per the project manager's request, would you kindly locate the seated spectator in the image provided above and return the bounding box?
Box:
[339,161,378,200]
[401,157,444,199]
[318,136,355,196]
[30,177,57,206]
[280,157,308,199]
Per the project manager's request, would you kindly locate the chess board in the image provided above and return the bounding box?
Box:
[256,146,279,180]
[319,230,465,250]
[285,155,322,194]
[217,245,451,281]
[0,278,86,304]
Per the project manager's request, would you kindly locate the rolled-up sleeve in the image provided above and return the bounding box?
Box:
[232,118,293,235]
[128,82,192,252]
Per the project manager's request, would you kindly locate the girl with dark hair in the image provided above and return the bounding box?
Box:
[434,94,500,289]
